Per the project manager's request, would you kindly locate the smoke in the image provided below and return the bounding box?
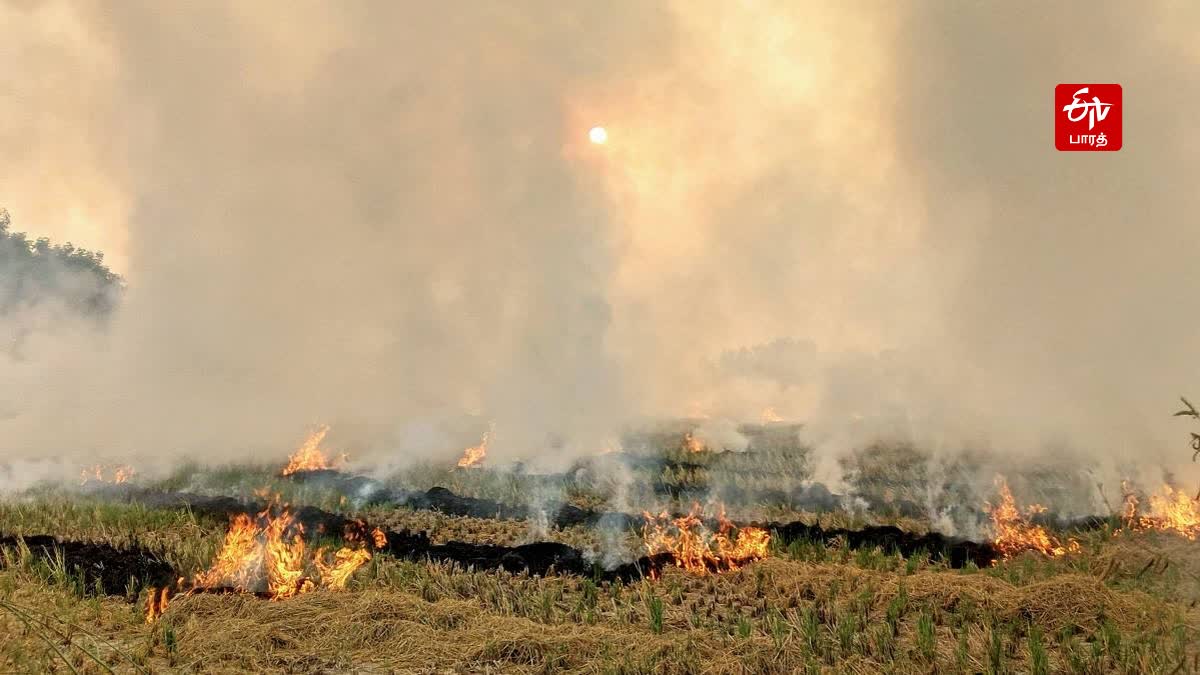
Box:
[1,1,1198,493]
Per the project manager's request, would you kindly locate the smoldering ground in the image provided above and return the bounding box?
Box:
[0,1,1198,504]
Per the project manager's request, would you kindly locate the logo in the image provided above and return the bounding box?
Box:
[1055,84,1121,151]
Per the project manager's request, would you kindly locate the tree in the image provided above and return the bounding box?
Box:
[0,207,123,319]
[1174,397,1200,462]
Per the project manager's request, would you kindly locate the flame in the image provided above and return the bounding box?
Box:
[642,504,770,574]
[371,527,388,549]
[456,426,493,468]
[314,547,373,589]
[146,498,376,621]
[344,520,388,550]
[193,512,265,591]
[263,510,312,599]
[761,407,784,423]
[281,425,346,476]
[985,477,1079,560]
[1120,483,1200,540]
[682,431,705,454]
[79,464,135,485]
[191,501,373,599]
[144,586,170,624]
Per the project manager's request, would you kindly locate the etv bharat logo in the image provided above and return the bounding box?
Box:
[1055,84,1122,151]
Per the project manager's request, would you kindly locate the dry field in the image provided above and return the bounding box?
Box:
[1,444,1198,674]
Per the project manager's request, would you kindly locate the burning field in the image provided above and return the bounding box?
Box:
[1,427,1199,674]
[4,3,1200,672]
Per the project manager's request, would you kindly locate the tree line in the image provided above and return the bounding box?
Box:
[0,208,122,318]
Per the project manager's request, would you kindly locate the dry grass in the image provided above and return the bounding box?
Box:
[2,472,1199,673]
[0,571,161,673]
[1096,533,1200,604]
[361,506,637,554]
[21,550,1178,674]
[160,591,693,673]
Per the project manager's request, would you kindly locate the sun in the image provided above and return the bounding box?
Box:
[588,126,608,145]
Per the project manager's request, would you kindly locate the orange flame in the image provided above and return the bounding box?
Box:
[985,477,1079,560]
[761,407,784,424]
[144,586,170,624]
[1120,483,1200,540]
[194,501,372,599]
[371,527,388,549]
[642,504,770,574]
[146,498,377,621]
[281,425,345,476]
[263,510,312,599]
[79,464,135,486]
[682,431,705,454]
[314,547,373,589]
[193,512,265,591]
[456,426,493,468]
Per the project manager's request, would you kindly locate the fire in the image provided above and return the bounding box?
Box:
[986,477,1080,560]
[192,501,376,598]
[146,498,384,622]
[144,586,170,624]
[263,510,312,599]
[281,425,345,476]
[642,504,770,574]
[314,547,373,589]
[761,407,784,423]
[371,527,388,549]
[456,426,493,468]
[1120,483,1200,540]
[79,464,135,485]
[194,512,266,591]
[682,431,705,454]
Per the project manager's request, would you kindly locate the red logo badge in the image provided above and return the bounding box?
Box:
[1055,84,1122,151]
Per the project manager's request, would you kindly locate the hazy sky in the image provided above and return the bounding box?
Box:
[1,1,1198,481]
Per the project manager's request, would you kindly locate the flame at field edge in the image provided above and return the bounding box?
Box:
[281,425,345,476]
[641,503,770,575]
[1120,482,1200,540]
[457,425,493,468]
[985,476,1080,561]
[145,497,385,622]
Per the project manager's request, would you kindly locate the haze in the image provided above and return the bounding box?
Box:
[1,1,1197,490]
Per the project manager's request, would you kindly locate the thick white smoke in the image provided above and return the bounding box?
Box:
[0,2,1197,492]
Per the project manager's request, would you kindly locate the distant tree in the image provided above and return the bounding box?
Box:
[1174,397,1200,462]
[0,208,123,319]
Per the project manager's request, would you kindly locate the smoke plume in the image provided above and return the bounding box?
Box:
[1,1,1198,491]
